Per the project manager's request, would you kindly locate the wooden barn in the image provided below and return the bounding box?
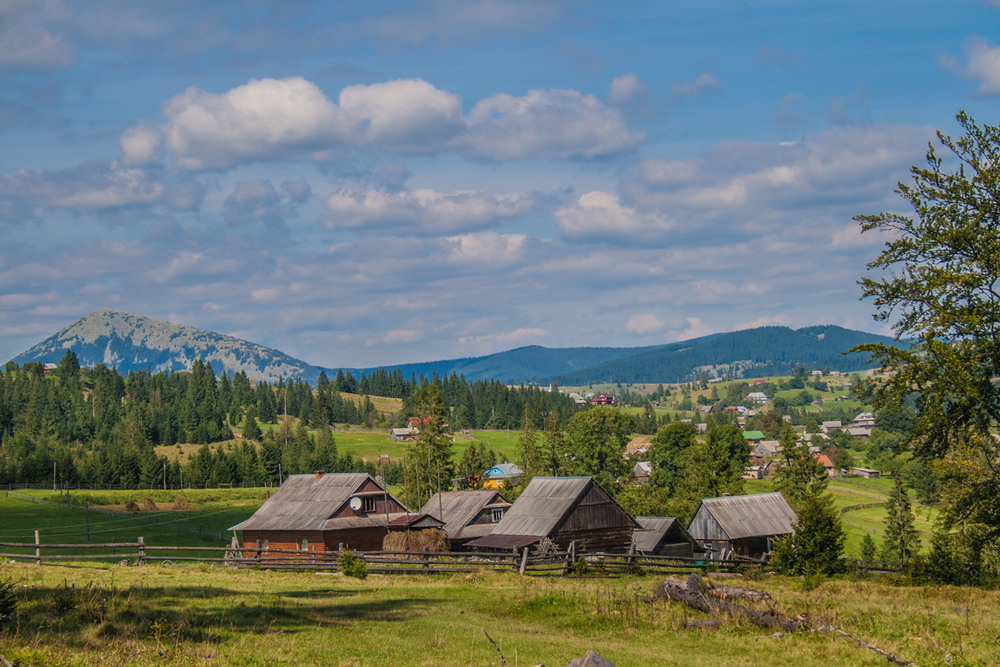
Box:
[687,492,797,560]
[632,516,699,558]
[229,472,436,554]
[419,489,511,548]
[464,476,639,553]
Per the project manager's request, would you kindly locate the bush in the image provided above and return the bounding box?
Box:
[338,550,368,579]
[0,576,16,628]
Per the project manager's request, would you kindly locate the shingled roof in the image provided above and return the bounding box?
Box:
[229,473,394,532]
[419,489,510,539]
[690,492,797,540]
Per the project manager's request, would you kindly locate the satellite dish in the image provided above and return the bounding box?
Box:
[349,496,362,511]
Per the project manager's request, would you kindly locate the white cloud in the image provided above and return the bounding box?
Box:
[625,313,666,335]
[339,79,464,151]
[465,88,643,159]
[960,36,1000,95]
[457,327,547,349]
[0,1,75,70]
[163,77,353,170]
[325,188,537,234]
[120,124,163,166]
[442,231,527,265]
[671,73,721,100]
[0,162,164,216]
[554,191,673,243]
[609,73,648,106]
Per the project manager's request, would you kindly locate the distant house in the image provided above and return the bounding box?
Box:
[591,393,616,405]
[745,392,768,403]
[820,420,842,434]
[752,440,782,458]
[229,472,430,554]
[42,363,58,374]
[625,436,651,458]
[390,426,418,442]
[815,454,836,476]
[852,467,880,479]
[632,517,698,557]
[482,462,524,489]
[743,430,765,445]
[465,476,639,553]
[419,489,511,548]
[743,465,764,480]
[632,461,652,482]
[687,492,797,560]
[852,412,876,428]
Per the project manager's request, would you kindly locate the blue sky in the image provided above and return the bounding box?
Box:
[2,0,999,368]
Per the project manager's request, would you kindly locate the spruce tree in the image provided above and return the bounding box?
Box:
[881,474,920,564]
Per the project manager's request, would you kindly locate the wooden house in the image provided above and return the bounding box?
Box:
[419,489,511,548]
[852,467,880,478]
[229,472,433,554]
[465,476,639,553]
[687,492,797,560]
[482,462,523,489]
[632,517,698,557]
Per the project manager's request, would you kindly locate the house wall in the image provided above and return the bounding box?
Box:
[242,527,392,553]
[554,484,635,552]
[687,505,728,542]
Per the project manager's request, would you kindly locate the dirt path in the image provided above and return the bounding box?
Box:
[829,482,888,500]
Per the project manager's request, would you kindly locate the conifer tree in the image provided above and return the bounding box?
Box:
[881,474,920,564]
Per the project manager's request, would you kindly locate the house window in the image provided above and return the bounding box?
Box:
[260,539,269,550]
[491,508,504,523]
[362,496,377,513]
[299,538,308,551]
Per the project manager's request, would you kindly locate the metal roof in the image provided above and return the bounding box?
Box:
[632,516,685,553]
[694,492,797,540]
[229,473,388,532]
[418,489,509,538]
[487,476,593,537]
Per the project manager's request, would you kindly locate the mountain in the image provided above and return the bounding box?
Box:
[10,310,324,383]
[10,310,901,385]
[350,325,900,384]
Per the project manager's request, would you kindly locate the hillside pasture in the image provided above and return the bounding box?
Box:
[0,560,997,666]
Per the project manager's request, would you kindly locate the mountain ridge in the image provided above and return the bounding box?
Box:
[9,310,899,385]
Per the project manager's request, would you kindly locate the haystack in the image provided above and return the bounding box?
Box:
[382,528,448,553]
[173,496,192,510]
[140,497,159,512]
[123,500,140,512]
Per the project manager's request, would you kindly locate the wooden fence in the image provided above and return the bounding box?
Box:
[0,536,757,576]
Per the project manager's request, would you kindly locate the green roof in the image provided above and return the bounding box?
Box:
[742,430,765,440]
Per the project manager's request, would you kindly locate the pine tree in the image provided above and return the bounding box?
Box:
[403,384,453,508]
[772,423,828,511]
[770,491,845,575]
[860,533,878,562]
[881,474,920,564]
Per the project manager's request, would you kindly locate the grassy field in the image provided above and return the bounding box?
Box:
[1,559,997,666]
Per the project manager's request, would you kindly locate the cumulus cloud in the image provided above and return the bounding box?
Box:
[338,79,463,151]
[120,123,163,166]
[441,231,528,266]
[671,73,721,100]
[464,88,643,159]
[222,180,285,230]
[156,76,642,169]
[625,313,666,335]
[325,188,538,234]
[554,191,673,243]
[0,162,163,219]
[0,1,75,70]
[956,36,1000,95]
[163,77,353,170]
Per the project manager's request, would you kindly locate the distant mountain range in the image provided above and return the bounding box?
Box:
[9,310,900,385]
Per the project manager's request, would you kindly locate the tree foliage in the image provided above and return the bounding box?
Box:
[854,112,1000,547]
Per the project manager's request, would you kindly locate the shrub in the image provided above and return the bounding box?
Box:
[338,550,368,579]
[0,576,16,629]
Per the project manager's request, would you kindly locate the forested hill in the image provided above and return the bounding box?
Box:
[351,325,901,384]
[10,311,899,385]
[547,325,900,384]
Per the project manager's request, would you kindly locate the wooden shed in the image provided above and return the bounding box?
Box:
[419,489,511,548]
[229,472,421,554]
[464,476,639,553]
[687,492,797,560]
[632,516,698,557]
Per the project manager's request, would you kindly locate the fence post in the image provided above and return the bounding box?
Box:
[422,546,430,571]
[255,539,262,567]
[563,541,575,575]
[518,546,529,575]
[138,536,146,566]
[34,529,41,566]
[626,542,635,573]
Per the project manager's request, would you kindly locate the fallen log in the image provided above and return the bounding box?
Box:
[653,574,919,667]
